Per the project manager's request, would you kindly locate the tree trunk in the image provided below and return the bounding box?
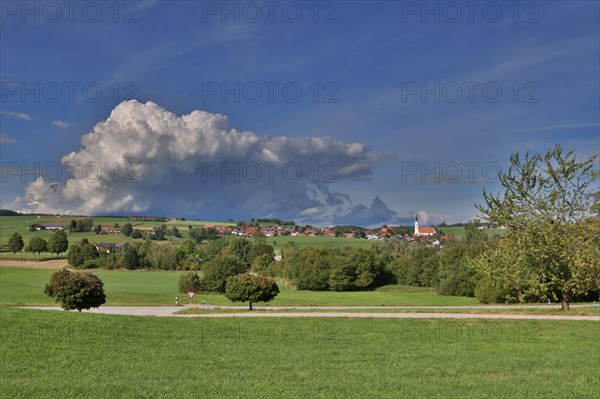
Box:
[561,297,570,311]
[249,301,252,311]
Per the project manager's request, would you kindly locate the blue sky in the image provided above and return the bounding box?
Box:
[1,1,599,226]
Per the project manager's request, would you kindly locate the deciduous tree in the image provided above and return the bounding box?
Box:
[47,230,69,255]
[44,268,106,311]
[8,232,24,254]
[224,273,279,310]
[474,145,599,309]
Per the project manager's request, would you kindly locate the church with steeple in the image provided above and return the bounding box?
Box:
[414,215,436,237]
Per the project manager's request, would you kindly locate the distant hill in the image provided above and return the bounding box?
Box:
[0,210,19,216]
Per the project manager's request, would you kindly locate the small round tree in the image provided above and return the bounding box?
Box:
[8,232,24,254]
[29,237,48,255]
[224,273,279,310]
[44,268,106,311]
[47,230,69,255]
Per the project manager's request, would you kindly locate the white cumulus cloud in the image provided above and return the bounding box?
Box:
[11,100,392,224]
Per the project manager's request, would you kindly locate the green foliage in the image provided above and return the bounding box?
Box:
[188,227,218,243]
[474,276,508,304]
[329,262,356,291]
[43,268,106,311]
[122,223,133,236]
[224,273,279,309]
[131,229,142,239]
[8,232,24,253]
[294,248,333,290]
[202,255,248,292]
[282,246,392,292]
[47,230,69,254]
[28,237,48,254]
[70,218,94,233]
[178,272,204,293]
[436,224,492,297]
[227,238,252,266]
[68,242,99,267]
[67,245,84,267]
[251,253,275,275]
[123,246,140,270]
[389,246,438,287]
[248,241,275,264]
[474,146,600,309]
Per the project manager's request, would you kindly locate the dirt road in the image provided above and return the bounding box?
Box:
[0,259,68,268]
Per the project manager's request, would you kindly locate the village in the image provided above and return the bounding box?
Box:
[27,216,444,241]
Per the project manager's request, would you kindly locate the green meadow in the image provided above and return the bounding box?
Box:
[0,267,478,307]
[1,307,598,399]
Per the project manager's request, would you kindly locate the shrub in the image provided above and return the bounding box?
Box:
[122,223,133,236]
[474,277,505,304]
[251,253,274,275]
[179,272,205,293]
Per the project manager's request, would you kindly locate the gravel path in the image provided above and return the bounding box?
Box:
[20,305,600,321]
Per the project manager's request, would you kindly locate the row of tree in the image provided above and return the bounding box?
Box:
[7,231,69,255]
[66,235,275,272]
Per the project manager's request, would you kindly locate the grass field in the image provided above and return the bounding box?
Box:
[1,307,598,398]
[177,306,600,316]
[0,215,182,246]
[0,267,478,307]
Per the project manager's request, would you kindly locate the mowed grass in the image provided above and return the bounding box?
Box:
[0,267,478,307]
[1,307,599,399]
[177,306,600,316]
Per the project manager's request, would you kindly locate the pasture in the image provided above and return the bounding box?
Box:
[0,267,478,307]
[1,307,598,398]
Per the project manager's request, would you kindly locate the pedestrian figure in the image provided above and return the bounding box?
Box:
[176,296,179,306]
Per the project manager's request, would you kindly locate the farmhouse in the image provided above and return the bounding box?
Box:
[95,243,127,253]
[101,226,122,234]
[32,224,65,231]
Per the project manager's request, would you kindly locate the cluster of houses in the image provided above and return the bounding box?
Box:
[30,223,122,234]
[208,216,440,242]
[28,216,443,243]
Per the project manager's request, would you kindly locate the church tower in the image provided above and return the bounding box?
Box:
[414,215,419,235]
